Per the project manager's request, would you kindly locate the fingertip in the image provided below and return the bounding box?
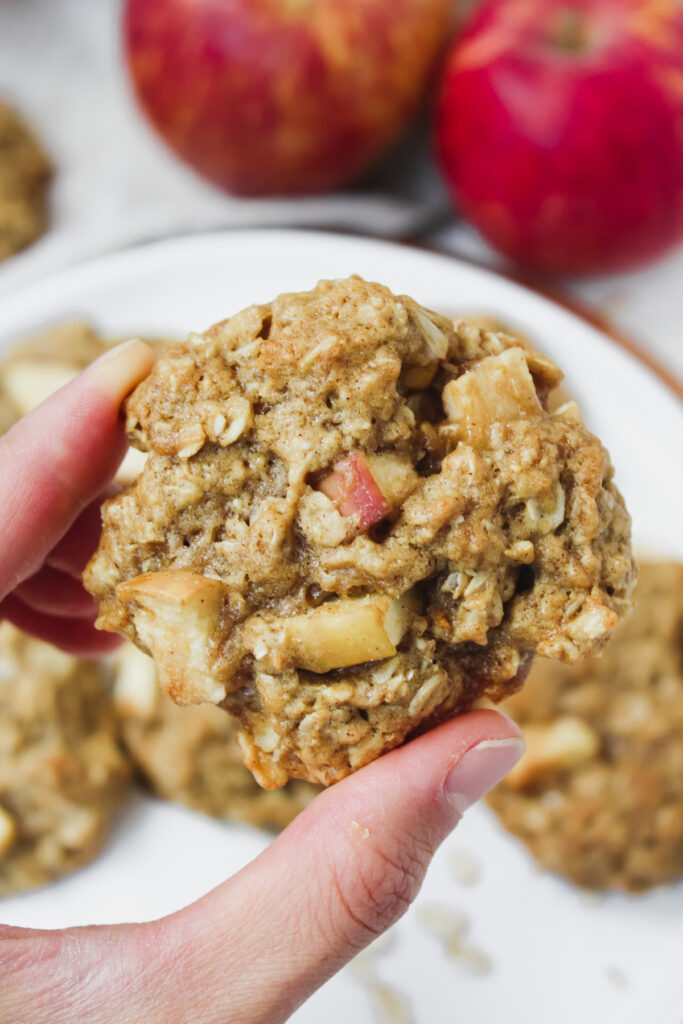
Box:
[85,339,156,406]
[449,706,524,742]
[443,733,525,815]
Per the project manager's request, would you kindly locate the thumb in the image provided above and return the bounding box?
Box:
[1,712,524,1024]
[0,710,522,1024]
[163,710,523,1023]
[0,338,155,600]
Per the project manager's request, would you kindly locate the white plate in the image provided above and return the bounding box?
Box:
[0,230,681,1024]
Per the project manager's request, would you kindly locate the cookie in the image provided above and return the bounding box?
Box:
[114,644,318,829]
[0,100,52,262]
[85,277,635,788]
[0,623,130,896]
[488,561,683,892]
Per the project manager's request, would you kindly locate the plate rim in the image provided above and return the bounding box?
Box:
[0,225,681,402]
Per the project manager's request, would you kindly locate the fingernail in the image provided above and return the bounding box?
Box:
[87,339,156,400]
[444,737,525,816]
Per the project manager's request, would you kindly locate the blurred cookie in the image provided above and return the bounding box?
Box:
[114,644,319,830]
[488,561,683,892]
[0,623,130,896]
[0,99,52,262]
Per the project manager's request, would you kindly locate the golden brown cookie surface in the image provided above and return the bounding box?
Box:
[0,100,51,263]
[0,624,130,896]
[488,561,683,892]
[85,277,635,788]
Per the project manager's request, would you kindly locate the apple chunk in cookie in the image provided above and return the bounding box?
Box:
[85,277,635,788]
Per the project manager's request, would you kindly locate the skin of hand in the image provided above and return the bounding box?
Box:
[0,340,525,1024]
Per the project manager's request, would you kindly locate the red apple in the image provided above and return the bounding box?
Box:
[320,452,388,529]
[124,0,450,197]
[436,0,683,275]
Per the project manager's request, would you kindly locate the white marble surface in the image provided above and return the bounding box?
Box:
[1,0,681,383]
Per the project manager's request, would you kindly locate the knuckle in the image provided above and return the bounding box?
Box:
[327,828,435,949]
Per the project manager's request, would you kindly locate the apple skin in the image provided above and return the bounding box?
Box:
[320,452,388,529]
[124,0,450,197]
[436,0,683,275]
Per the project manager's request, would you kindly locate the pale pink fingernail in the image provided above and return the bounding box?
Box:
[87,339,156,399]
[444,737,525,816]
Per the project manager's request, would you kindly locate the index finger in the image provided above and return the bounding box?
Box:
[0,339,155,602]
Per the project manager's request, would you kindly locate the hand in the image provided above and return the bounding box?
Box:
[0,340,524,1024]
[0,338,156,655]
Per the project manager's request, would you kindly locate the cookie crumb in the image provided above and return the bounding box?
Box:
[349,929,412,1023]
[447,847,481,885]
[368,982,415,1024]
[418,903,493,975]
[349,819,370,841]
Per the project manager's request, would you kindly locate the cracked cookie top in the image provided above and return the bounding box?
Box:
[85,277,635,788]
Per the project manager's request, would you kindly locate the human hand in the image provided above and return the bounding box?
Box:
[0,338,155,654]
[0,341,524,1024]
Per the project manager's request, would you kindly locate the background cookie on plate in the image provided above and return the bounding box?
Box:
[488,561,683,892]
[0,99,52,263]
[114,644,319,831]
[0,623,130,896]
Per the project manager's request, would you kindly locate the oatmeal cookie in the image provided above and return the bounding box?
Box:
[85,277,635,788]
[488,561,683,892]
[0,100,52,262]
[0,623,130,896]
[115,644,318,829]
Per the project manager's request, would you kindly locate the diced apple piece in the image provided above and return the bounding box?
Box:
[319,452,388,529]
[0,805,17,857]
[401,362,438,390]
[116,570,227,705]
[442,348,542,447]
[115,446,148,486]
[2,359,78,416]
[364,453,420,509]
[281,595,410,674]
[381,593,413,647]
[113,642,160,718]
[505,716,600,790]
[523,349,563,392]
[414,308,449,359]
